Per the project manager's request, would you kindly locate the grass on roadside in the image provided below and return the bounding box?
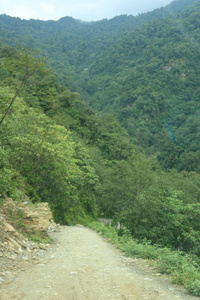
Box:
[88,221,200,297]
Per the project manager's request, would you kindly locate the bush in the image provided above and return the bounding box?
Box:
[89,221,200,297]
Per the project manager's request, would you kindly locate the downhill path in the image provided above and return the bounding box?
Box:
[0,226,199,300]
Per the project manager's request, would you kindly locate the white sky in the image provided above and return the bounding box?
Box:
[0,0,173,21]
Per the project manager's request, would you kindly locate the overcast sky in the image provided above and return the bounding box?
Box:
[0,0,173,22]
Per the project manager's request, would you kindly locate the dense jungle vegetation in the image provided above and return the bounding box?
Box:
[0,0,200,295]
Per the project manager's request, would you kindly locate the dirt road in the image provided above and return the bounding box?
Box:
[0,226,199,300]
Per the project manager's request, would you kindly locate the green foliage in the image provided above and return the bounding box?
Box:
[88,221,120,244]
[157,249,200,296]
[0,45,136,227]
[97,151,200,253]
[0,145,14,197]
[0,20,200,293]
[0,49,99,224]
[89,221,200,296]
[1,1,200,172]
[29,234,52,244]
[0,141,26,200]
[4,98,98,223]
[0,47,48,125]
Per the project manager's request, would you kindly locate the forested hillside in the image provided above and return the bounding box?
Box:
[0,0,200,295]
[0,42,199,255]
[1,0,200,172]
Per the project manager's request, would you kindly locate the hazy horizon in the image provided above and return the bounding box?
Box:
[0,0,173,22]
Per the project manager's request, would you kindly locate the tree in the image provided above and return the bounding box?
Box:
[0,47,47,125]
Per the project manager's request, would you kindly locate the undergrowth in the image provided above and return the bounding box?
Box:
[29,234,52,244]
[88,221,200,297]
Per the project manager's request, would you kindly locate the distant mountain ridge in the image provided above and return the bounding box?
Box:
[1,0,200,172]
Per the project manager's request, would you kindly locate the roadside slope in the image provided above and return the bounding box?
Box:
[0,226,198,300]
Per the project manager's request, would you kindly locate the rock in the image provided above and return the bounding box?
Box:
[2,271,13,281]
[0,277,4,285]
[26,246,32,253]
[3,198,53,235]
[3,222,16,233]
[0,197,59,285]
[48,222,61,232]
[6,236,22,250]
[69,272,79,275]
[22,256,28,260]
[19,202,53,234]
[152,273,162,277]
[39,244,50,250]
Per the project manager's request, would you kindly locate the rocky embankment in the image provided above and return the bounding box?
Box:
[0,198,59,285]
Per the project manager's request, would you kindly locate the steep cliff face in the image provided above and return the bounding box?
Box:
[0,197,56,285]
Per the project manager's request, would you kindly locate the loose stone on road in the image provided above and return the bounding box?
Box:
[0,226,198,300]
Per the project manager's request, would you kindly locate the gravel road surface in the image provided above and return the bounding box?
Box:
[0,226,199,300]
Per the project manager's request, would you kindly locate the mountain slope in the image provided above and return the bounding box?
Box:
[1,0,200,171]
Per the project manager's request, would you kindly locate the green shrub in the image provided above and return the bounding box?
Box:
[89,221,200,297]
